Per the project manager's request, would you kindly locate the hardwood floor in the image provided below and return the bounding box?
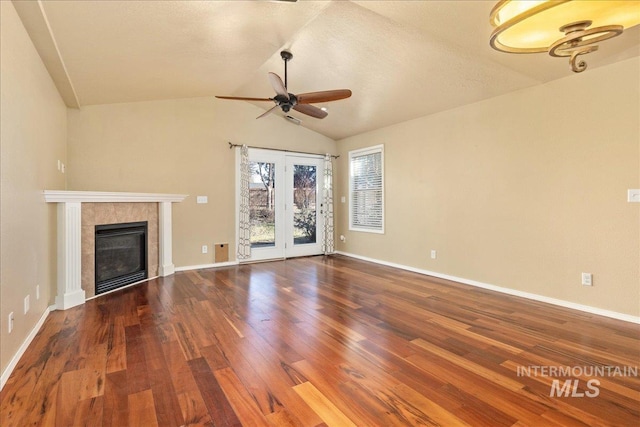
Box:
[1,255,639,426]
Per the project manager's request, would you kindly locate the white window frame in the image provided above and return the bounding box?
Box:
[348,144,384,234]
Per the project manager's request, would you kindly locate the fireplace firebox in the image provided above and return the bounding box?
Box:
[95,221,148,295]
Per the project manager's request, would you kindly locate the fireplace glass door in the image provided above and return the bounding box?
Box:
[95,221,148,294]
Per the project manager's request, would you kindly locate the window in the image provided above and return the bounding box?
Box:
[349,145,384,233]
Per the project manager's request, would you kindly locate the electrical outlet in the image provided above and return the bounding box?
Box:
[24,295,30,314]
[36,285,40,300]
[430,250,437,259]
[581,272,593,286]
[8,312,14,333]
[202,245,208,254]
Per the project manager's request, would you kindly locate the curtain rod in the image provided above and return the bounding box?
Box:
[228,142,339,159]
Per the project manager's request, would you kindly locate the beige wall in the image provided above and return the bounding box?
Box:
[0,2,67,376]
[67,97,336,267]
[336,57,640,317]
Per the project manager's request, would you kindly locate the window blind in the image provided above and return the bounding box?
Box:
[349,146,384,233]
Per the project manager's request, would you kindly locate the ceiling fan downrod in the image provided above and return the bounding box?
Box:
[281,50,293,89]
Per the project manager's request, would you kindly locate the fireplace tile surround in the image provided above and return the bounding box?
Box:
[82,203,158,299]
[44,191,187,309]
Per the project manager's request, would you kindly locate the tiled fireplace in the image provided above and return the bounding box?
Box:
[84,204,157,298]
[44,191,187,309]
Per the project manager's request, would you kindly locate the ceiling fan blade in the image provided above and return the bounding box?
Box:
[216,95,273,102]
[293,104,328,119]
[256,105,279,119]
[268,72,289,100]
[296,89,352,104]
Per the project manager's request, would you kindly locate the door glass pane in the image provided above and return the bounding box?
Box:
[293,164,317,245]
[250,162,276,247]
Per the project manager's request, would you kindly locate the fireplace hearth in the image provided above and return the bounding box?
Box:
[95,221,148,295]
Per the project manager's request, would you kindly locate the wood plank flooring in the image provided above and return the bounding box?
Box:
[1,255,639,426]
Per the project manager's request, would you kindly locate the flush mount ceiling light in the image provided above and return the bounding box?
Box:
[490,0,640,72]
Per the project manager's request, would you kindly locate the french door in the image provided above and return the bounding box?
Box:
[238,148,324,261]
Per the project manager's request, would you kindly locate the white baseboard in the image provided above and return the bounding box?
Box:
[175,261,239,272]
[335,251,640,324]
[1,305,54,391]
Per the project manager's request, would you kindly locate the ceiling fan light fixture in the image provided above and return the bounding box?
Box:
[285,115,302,125]
[489,0,640,72]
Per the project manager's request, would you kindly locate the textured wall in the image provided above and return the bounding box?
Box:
[66,97,336,268]
[0,2,67,377]
[335,57,640,317]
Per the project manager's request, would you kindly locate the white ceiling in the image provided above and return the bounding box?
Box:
[14,0,640,140]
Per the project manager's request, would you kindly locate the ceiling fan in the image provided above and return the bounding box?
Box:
[216,51,352,120]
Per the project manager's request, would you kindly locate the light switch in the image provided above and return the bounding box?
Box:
[341,196,346,203]
[197,196,208,204]
[628,189,640,203]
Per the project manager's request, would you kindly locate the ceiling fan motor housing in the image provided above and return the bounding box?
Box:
[274,93,298,113]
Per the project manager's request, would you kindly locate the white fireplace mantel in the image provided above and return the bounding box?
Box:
[44,190,187,203]
[44,190,188,310]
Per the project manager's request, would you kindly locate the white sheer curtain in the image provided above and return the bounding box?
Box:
[237,145,251,260]
[322,154,335,254]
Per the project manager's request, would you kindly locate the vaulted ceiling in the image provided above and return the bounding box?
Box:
[14,0,640,140]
